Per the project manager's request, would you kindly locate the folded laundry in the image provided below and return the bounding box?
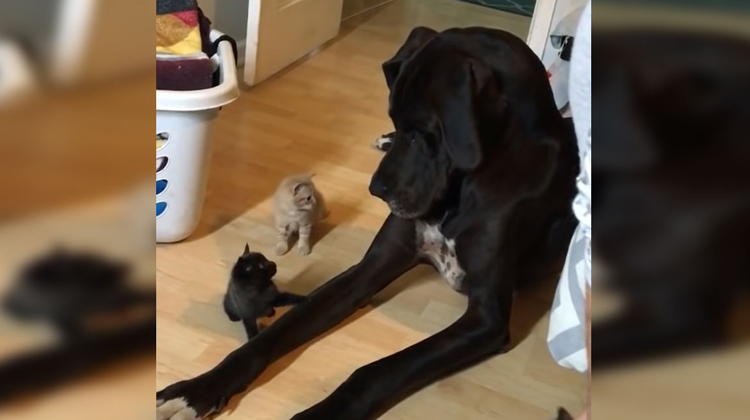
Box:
[157,0,198,15]
[157,9,202,55]
[157,0,216,90]
[156,53,214,91]
[157,52,212,62]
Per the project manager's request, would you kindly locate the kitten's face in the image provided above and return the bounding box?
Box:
[232,251,277,284]
[292,183,316,211]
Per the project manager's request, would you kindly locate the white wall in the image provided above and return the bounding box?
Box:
[541,0,587,66]
[197,0,216,20]
[527,0,587,62]
[198,0,248,66]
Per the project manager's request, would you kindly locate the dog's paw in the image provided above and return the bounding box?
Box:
[297,243,311,256]
[157,380,228,420]
[275,241,290,256]
[156,397,200,420]
[373,133,394,152]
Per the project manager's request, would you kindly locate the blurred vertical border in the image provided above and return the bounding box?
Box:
[594,1,750,420]
[0,1,155,419]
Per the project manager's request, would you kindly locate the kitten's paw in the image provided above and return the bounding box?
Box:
[297,244,311,256]
[275,242,290,256]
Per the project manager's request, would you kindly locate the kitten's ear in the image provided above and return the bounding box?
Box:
[243,243,250,256]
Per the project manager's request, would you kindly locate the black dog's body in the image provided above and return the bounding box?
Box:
[157,27,578,420]
[224,245,306,339]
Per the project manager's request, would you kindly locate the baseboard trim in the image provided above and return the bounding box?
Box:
[342,0,394,21]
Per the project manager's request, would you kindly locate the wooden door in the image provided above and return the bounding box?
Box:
[244,0,344,86]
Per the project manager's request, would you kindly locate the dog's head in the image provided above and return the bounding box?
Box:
[369,27,507,218]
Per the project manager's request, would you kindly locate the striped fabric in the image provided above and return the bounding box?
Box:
[547,225,588,372]
[547,0,591,374]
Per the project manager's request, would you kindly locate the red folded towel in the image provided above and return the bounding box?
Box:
[156,54,214,91]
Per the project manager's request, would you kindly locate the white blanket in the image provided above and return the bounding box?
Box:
[547,0,591,374]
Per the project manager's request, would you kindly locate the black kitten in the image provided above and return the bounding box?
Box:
[223,244,307,339]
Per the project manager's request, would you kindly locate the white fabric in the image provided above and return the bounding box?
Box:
[547,0,591,373]
[547,5,587,110]
[569,0,591,286]
[548,224,589,372]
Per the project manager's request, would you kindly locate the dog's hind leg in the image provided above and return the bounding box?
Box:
[593,284,731,368]
[157,215,419,420]
[516,212,578,290]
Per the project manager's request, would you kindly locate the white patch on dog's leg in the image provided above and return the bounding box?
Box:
[172,407,200,420]
[157,398,191,420]
[157,398,165,407]
[374,135,393,151]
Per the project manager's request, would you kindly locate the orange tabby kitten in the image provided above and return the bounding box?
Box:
[273,174,328,256]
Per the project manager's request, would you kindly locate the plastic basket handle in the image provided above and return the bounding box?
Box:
[210,35,238,68]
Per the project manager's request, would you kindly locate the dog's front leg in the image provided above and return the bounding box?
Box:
[157,215,418,420]
[290,289,511,420]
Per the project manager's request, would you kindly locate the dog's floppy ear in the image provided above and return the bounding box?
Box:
[382,27,437,90]
[437,58,496,170]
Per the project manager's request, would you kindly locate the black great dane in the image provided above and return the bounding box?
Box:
[157,27,579,420]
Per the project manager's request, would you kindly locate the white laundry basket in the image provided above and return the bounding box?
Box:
[156,30,239,243]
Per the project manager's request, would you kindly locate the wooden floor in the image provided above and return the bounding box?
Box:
[156,1,585,419]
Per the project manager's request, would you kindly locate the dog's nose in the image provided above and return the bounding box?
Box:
[369,177,388,199]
